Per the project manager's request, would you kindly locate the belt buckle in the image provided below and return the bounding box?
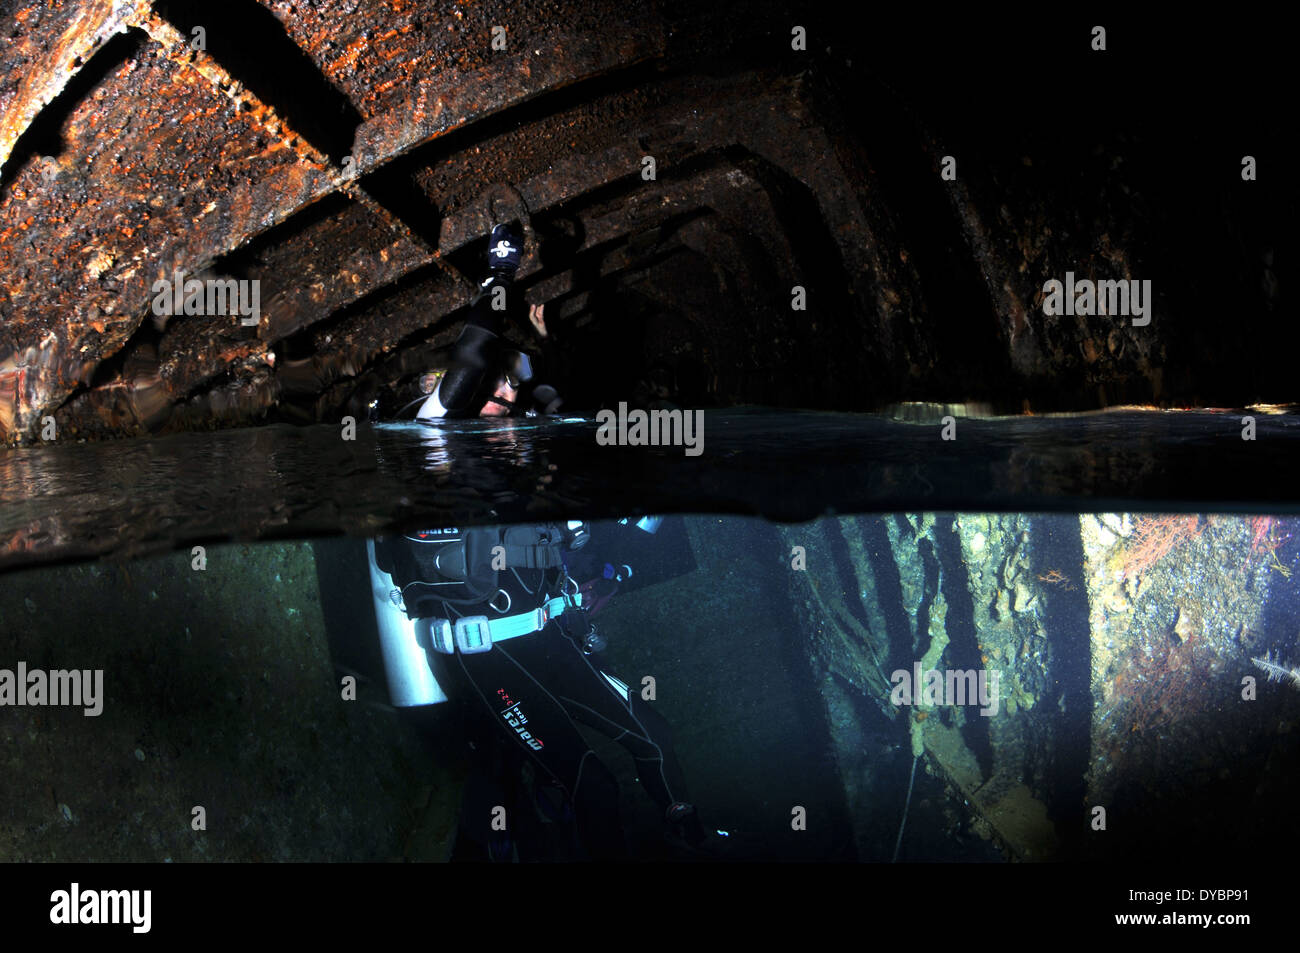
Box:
[453,616,492,654]
[429,618,454,654]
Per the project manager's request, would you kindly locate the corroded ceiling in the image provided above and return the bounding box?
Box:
[0,4,1292,443]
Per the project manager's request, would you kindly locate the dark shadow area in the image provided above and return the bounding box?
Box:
[529,246,706,411]
[362,160,445,251]
[311,536,384,684]
[833,82,1011,404]
[154,0,362,164]
[1100,695,1299,862]
[732,150,862,397]
[863,516,914,677]
[822,519,878,640]
[1028,513,1093,859]
[533,211,586,272]
[830,13,1299,412]
[933,514,995,779]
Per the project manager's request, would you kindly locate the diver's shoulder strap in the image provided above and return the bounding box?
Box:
[501,541,565,569]
[500,524,567,569]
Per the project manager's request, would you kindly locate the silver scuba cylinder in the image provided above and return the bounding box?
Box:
[366,539,449,706]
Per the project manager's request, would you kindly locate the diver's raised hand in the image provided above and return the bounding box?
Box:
[528,302,548,338]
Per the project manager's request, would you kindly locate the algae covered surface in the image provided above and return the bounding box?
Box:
[782,512,1300,861]
[1,512,1297,862]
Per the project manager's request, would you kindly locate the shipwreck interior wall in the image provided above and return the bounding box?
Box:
[0,0,1296,875]
[783,511,1298,862]
[0,5,1293,444]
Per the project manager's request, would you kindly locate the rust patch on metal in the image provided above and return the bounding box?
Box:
[0,0,146,173]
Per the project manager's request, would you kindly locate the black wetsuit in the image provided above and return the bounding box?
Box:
[376,525,698,860]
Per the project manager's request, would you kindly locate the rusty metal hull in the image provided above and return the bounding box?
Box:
[0,5,1292,441]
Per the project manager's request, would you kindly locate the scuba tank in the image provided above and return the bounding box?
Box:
[367,538,450,706]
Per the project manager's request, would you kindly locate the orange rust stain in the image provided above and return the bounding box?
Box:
[324,37,369,80]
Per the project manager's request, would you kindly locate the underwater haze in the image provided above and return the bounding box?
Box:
[1,502,1297,861]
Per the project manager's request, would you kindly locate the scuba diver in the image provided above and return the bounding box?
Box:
[370,222,710,860]
[411,222,563,421]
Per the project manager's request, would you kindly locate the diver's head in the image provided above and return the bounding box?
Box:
[478,374,518,417]
[476,350,535,416]
[417,349,540,419]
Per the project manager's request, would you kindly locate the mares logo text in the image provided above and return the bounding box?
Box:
[497,688,544,750]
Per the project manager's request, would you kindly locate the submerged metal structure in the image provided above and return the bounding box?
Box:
[1,3,1289,443]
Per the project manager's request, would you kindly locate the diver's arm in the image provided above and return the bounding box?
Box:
[416,281,505,419]
[418,223,524,419]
